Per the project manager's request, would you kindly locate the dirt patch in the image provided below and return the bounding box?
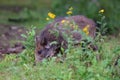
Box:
[0,24,26,48]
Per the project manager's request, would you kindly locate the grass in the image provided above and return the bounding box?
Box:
[0,0,51,29]
[0,8,48,29]
[0,36,120,80]
[0,0,120,80]
[0,0,51,8]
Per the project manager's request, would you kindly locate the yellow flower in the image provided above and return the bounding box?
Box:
[61,20,66,23]
[83,25,90,35]
[72,25,78,30]
[66,20,70,24]
[83,25,90,32]
[48,12,56,19]
[86,31,89,35]
[66,11,72,15]
[99,9,104,13]
[70,24,73,27]
[46,17,50,20]
[69,7,73,11]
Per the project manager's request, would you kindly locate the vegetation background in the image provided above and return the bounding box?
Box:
[0,0,120,80]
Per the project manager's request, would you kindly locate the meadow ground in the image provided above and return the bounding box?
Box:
[0,0,120,80]
[0,35,120,80]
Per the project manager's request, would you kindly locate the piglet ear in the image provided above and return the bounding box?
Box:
[35,36,40,42]
[36,35,47,45]
[35,36,42,51]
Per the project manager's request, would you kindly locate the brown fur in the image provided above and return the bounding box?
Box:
[35,15,96,62]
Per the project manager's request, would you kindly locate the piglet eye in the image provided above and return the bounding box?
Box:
[38,50,42,54]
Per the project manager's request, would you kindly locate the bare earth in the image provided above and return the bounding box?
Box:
[0,24,26,48]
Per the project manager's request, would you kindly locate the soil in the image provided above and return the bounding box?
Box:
[0,24,26,48]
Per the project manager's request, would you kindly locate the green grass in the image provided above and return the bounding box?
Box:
[0,0,51,8]
[0,0,120,80]
[0,36,120,80]
[0,0,52,29]
[0,8,48,28]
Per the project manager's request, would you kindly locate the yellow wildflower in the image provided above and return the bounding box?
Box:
[72,25,78,30]
[86,31,89,35]
[46,17,50,20]
[61,20,66,23]
[48,12,56,19]
[83,25,90,35]
[66,20,70,24]
[66,11,72,15]
[70,24,73,27]
[99,9,104,13]
[69,7,73,11]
